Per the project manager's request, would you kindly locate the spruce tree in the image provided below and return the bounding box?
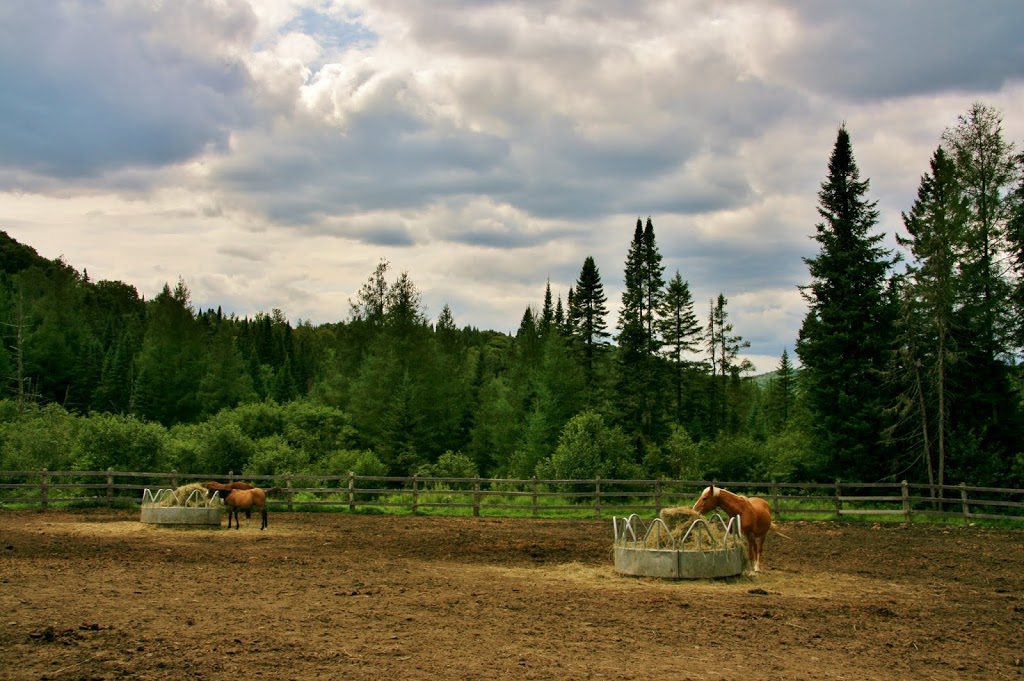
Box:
[705,294,753,435]
[657,271,704,428]
[570,256,610,394]
[616,218,670,448]
[540,280,555,335]
[764,348,796,435]
[939,103,1023,483]
[893,146,965,490]
[641,217,666,347]
[942,103,1017,366]
[796,126,897,481]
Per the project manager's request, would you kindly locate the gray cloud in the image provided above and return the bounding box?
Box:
[776,1,1024,99]
[0,0,258,182]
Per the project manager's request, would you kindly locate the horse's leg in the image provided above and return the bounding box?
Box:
[753,534,765,573]
[746,534,758,572]
[261,507,267,530]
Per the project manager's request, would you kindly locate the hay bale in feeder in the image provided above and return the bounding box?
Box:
[143,482,215,508]
[643,511,731,551]
[659,505,699,526]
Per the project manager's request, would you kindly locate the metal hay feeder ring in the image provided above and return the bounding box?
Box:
[612,512,746,579]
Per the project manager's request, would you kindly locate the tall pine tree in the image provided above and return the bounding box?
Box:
[796,126,897,481]
[569,256,610,398]
[616,218,668,449]
[657,271,703,428]
[892,146,965,490]
[939,103,1023,483]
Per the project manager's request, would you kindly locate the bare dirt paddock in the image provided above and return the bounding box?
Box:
[1,509,1022,681]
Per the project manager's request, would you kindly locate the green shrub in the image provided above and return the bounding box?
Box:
[72,413,167,472]
[0,403,78,471]
[243,435,309,476]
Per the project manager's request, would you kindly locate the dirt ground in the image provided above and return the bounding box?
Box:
[0,508,1022,681]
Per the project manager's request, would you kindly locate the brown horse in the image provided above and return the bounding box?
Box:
[692,484,789,573]
[204,482,268,530]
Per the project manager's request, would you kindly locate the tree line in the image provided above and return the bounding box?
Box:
[1,102,1022,489]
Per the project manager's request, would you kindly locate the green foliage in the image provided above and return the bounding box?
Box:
[546,410,632,481]
[644,424,700,479]
[222,400,287,440]
[167,420,255,475]
[72,413,167,472]
[1011,452,1024,488]
[762,428,823,482]
[280,400,356,460]
[243,435,307,476]
[0,402,78,471]
[417,450,479,488]
[696,434,767,482]
[315,448,388,480]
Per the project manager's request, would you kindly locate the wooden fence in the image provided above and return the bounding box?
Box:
[1,469,1022,524]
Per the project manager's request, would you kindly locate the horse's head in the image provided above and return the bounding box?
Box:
[692,485,720,514]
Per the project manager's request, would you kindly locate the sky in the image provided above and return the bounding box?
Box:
[2,0,1024,374]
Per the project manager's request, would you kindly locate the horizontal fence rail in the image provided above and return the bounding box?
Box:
[0,470,1022,524]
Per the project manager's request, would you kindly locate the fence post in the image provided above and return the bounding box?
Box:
[473,478,481,518]
[412,475,419,514]
[834,479,842,519]
[594,477,601,519]
[40,468,48,509]
[654,479,662,515]
[107,468,114,508]
[960,483,969,523]
[901,480,910,523]
[348,472,355,513]
[228,470,234,482]
[286,475,293,512]
[531,477,538,517]
[171,469,178,489]
[771,481,780,521]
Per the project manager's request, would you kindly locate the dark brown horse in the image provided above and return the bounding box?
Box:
[204,482,268,530]
[692,484,790,573]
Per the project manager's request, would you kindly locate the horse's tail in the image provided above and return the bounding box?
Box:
[770,522,792,540]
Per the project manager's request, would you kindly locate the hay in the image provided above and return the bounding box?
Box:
[659,506,699,529]
[641,507,738,551]
[143,483,219,508]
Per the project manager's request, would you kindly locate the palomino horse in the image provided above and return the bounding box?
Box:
[204,482,268,530]
[692,484,789,573]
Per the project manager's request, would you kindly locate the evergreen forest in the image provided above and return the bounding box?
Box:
[2,102,1023,488]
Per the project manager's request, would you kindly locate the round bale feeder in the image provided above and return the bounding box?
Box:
[140,484,223,527]
[612,511,746,579]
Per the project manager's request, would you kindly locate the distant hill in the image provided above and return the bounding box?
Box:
[0,231,54,275]
[748,368,801,388]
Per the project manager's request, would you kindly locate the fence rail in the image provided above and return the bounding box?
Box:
[0,469,1022,524]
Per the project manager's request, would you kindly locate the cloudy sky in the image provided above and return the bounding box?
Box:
[2,0,1023,373]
